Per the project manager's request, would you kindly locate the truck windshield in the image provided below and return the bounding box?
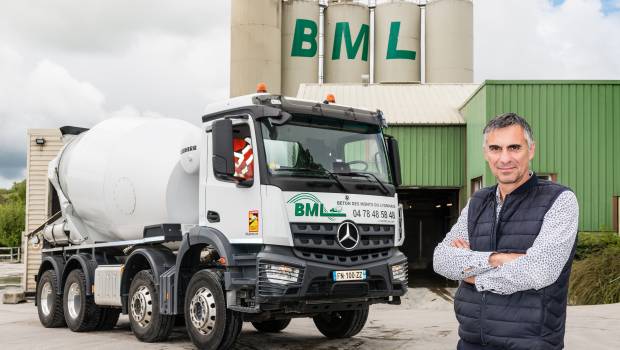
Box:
[260,114,392,184]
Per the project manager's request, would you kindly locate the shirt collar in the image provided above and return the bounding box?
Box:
[495,171,537,204]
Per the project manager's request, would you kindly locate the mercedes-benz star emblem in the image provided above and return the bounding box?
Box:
[337,221,360,251]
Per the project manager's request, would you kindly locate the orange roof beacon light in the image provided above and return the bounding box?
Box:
[256,82,268,93]
[324,93,336,104]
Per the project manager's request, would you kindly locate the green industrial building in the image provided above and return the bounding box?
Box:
[299,80,620,271]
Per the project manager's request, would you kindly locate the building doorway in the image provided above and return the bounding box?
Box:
[398,188,460,287]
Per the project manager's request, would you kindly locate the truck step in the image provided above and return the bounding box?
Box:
[160,267,177,315]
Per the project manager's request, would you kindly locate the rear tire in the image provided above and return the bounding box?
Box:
[252,319,291,333]
[37,270,66,328]
[63,269,102,332]
[313,307,369,339]
[128,270,174,342]
[96,308,121,330]
[184,270,234,349]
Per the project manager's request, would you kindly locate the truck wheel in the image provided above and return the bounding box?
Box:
[252,319,291,333]
[184,270,236,349]
[217,310,243,350]
[313,307,369,339]
[63,269,102,332]
[96,308,121,330]
[128,270,174,342]
[37,269,66,328]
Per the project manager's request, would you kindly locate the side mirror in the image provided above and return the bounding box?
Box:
[386,136,402,187]
[212,119,234,178]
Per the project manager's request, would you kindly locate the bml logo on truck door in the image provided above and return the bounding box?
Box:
[290,19,416,61]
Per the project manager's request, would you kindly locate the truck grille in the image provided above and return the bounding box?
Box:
[290,223,395,266]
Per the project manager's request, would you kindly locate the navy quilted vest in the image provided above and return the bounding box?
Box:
[454,175,576,350]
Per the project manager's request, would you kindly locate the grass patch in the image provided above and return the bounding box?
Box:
[569,245,620,305]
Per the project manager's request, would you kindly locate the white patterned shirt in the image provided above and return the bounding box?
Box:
[432,186,579,295]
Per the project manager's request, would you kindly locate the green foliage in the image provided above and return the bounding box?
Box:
[574,232,620,260]
[569,245,620,305]
[0,180,26,247]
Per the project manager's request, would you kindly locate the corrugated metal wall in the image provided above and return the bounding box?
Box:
[462,81,620,232]
[387,125,465,188]
[23,129,62,293]
[461,85,492,192]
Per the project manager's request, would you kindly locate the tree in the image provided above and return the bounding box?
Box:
[0,180,26,247]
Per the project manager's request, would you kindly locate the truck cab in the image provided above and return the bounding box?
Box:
[198,92,407,304]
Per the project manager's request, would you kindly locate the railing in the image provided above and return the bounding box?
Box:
[0,247,21,263]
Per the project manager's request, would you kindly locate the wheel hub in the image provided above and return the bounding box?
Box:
[40,281,53,316]
[130,285,152,328]
[67,282,82,319]
[189,287,217,335]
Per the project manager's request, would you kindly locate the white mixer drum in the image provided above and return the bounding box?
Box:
[56,117,201,242]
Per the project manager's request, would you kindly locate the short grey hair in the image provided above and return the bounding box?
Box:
[483,112,534,148]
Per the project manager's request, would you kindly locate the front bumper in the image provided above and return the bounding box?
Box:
[255,245,408,312]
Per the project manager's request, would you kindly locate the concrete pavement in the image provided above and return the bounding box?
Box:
[1,287,619,350]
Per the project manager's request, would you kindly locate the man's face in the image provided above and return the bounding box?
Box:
[484,125,535,185]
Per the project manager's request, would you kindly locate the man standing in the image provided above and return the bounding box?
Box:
[433,113,579,350]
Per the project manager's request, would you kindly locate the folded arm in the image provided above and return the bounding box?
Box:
[474,191,579,295]
[433,202,494,281]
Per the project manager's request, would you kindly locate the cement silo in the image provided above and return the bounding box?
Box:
[230,0,282,97]
[282,0,320,96]
[374,1,421,83]
[425,0,473,83]
[324,1,370,83]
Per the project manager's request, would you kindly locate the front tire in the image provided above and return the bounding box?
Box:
[63,269,102,332]
[184,270,240,349]
[252,319,291,333]
[313,307,369,339]
[37,270,66,328]
[218,309,243,350]
[128,270,174,342]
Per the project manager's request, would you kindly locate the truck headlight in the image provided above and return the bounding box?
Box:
[263,264,301,285]
[397,204,404,244]
[391,262,408,282]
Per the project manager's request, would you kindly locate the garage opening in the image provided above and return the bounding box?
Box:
[398,188,460,287]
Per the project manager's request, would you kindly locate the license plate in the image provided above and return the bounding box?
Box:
[332,270,367,281]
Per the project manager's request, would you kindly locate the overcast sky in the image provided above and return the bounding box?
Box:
[0,0,619,189]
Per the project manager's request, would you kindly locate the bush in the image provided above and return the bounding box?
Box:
[569,245,620,305]
[574,232,620,261]
[0,180,26,247]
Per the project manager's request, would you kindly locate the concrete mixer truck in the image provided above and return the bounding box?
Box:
[30,93,408,349]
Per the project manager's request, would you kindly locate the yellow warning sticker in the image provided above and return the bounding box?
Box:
[248,210,259,234]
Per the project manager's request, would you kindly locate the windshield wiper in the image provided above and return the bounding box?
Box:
[336,171,390,195]
[317,166,347,192]
[272,167,347,192]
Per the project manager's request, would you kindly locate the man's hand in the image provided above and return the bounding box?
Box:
[464,276,475,284]
[451,239,470,249]
[488,253,525,268]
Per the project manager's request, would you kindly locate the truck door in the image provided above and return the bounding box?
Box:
[204,120,262,243]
